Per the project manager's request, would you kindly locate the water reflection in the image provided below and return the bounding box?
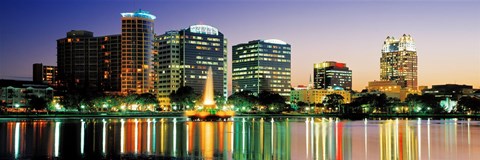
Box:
[0,117,479,159]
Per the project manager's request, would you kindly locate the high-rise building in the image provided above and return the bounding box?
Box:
[313,61,352,90]
[57,30,121,93]
[100,35,122,92]
[120,9,156,94]
[57,30,101,92]
[232,39,291,98]
[153,31,181,108]
[153,25,228,109]
[33,63,58,86]
[381,34,417,90]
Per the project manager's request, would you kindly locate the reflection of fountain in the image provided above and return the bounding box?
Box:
[185,67,234,121]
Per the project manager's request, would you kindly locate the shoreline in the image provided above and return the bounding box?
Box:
[1,112,479,119]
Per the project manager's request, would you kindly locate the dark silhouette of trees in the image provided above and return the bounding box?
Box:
[322,94,344,113]
[28,96,48,112]
[457,96,480,113]
[258,91,287,113]
[405,94,441,114]
[227,91,258,112]
[350,93,389,113]
[169,86,199,110]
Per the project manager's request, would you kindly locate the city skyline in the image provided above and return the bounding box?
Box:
[1,0,479,91]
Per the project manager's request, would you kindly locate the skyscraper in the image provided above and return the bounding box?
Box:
[100,35,122,92]
[57,30,121,93]
[120,9,156,94]
[380,34,418,90]
[153,31,181,108]
[153,25,228,109]
[57,30,101,92]
[313,61,352,90]
[232,39,291,98]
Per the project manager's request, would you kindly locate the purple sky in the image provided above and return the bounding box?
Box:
[0,0,479,91]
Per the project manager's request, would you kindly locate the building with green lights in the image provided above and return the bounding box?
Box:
[154,25,228,109]
[232,39,291,98]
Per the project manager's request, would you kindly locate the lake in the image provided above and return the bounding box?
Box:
[0,117,479,159]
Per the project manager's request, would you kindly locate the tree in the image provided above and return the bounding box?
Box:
[136,93,159,111]
[169,86,199,110]
[350,93,388,114]
[214,94,227,109]
[28,96,48,112]
[60,94,82,110]
[227,91,258,112]
[258,90,287,113]
[457,96,480,113]
[405,94,441,114]
[296,101,308,111]
[386,97,401,114]
[322,94,344,113]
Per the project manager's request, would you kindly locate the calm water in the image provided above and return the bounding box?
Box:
[0,117,479,159]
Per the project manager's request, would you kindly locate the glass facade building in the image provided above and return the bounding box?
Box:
[154,25,228,109]
[120,9,156,94]
[232,39,291,98]
[380,34,417,90]
[313,61,352,90]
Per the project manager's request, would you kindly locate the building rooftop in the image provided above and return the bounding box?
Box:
[187,24,219,35]
[0,79,51,89]
[121,9,156,20]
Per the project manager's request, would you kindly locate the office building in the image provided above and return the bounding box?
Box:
[232,39,291,98]
[120,9,156,94]
[313,61,352,90]
[381,34,417,90]
[33,63,58,86]
[154,25,228,109]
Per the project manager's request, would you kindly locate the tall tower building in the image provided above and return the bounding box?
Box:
[313,61,352,90]
[380,34,417,90]
[153,31,181,108]
[57,30,101,92]
[120,9,156,94]
[232,39,291,98]
[153,25,228,109]
[100,35,122,92]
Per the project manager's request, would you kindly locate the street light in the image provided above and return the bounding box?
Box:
[14,103,20,108]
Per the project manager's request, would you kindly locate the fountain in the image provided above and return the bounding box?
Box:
[184,67,234,121]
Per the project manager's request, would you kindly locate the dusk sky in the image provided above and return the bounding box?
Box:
[0,0,479,91]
